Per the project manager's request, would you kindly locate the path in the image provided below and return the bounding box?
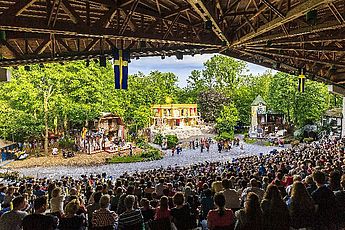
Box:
[11,142,283,179]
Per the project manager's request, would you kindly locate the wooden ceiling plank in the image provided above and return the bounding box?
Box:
[0,0,38,20]
[119,0,140,35]
[163,12,181,39]
[60,0,85,24]
[186,0,229,45]
[234,0,338,46]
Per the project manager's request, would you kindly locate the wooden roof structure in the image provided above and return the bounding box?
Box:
[0,0,345,84]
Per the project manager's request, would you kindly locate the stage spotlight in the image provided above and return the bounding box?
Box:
[136,56,140,60]
[100,56,107,67]
[39,63,45,68]
[176,52,183,60]
[204,20,212,30]
[85,59,90,67]
[140,41,146,48]
[24,65,31,71]
[161,55,165,60]
[306,10,317,25]
[0,31,6,41]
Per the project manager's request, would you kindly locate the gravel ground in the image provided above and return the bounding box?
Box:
[11,142,283,179]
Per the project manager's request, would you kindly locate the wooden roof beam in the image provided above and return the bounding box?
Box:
[163,12,181,39]
[232,0,336,47]
[60,0,85,24]
[262,0,285,18]
[244,48,345,68]
[120,0,140,35]
[0,0,38,20]
[244,19,345,46]
[186,0,229,45]
[34,38,52,55]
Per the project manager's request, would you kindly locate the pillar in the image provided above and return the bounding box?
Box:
[342,97,345,138]
[328,85,345,138]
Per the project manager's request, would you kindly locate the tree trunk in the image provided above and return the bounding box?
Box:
[44,92,49,156]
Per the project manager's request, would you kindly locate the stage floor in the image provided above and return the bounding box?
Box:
[4,141,283,179]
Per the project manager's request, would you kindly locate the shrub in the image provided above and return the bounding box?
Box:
[291,140,300,147]
[106,145,162,164]
[244,138,256,144]
[166,135,178,149]
[303,137,314,143]
[58,137,74,149]
[216,132,233,141]
[153,133,163,145]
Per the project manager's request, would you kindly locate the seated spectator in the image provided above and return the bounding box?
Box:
[92,195,118,230]
[0,195,28,230]
[235,192,263,230]
[50,187,64,218]
[22,196,57,230]
[140,198,154,222]
[154,196,171,220]
[59,199,86,230]
[211,177,223,194]
[207,192,234,230]
[110,187,122,212]
[311,170,338,229]
[261,185,289,230]
[335,174,345,228]
[171,192,193,230]
[241,179,264,207]
[87,191,102,229]
[2,186,16,208]
[118,195,144,230]
[33,184,46,197]
[200,189,214,220]
[222,179,240,211]
[287,182,315,229]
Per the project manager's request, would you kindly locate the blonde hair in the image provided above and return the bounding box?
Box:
[64,199,79,216]
[99,195,110,208]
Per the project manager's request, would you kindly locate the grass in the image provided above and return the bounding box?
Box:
[244,138,257,144]
[106,145,163,164]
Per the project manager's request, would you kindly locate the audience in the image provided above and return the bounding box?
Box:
[1,137,345,229]
[22,196,57,230]
[0,196,28,230]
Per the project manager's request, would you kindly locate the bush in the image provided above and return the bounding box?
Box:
[244,138,256,144]
[166,135,178,149]
[58,137,75,149]
[215,132,233,141]
[303,137,314,143]
[153,133,163,145]
[291,140,300,147]
[106,145,162,164]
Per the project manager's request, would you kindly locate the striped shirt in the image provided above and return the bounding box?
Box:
[118,209,144,230]
[92,208,118,228]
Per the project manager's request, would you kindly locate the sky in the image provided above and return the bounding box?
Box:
[128,53,273,87]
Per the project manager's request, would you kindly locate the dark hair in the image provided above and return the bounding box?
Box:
[173,192,184,206]
[222,179,231,189]
[34,196,47,210]
[313,170,326,184]
[214,192,226,216]
[245,192,262,225]
[94,191,102,203]
[12,196,25,209]
[160,196,169,210]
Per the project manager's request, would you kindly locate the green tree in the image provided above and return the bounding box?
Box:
[215,103,239,139]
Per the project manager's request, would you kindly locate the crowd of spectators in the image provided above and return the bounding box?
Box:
[0,137,345,230]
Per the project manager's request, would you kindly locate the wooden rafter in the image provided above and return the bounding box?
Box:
[186,0,229,45]
[232,0,336,46]
[119,0,140,35]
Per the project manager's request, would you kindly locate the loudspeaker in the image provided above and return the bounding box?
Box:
[306,10,317,25]
[176,52,183,60]
[204,20,212,30]
[0,68,11,82]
